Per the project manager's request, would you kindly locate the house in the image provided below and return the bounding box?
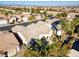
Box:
[0,31,20,57]
[11,21,53,45]
[8,14,23,24]
[15,15,22,23]
[66,13,79,22]
[0,16,8,27]
[35,14,44,20]
[0,20,8,27]
[47,11,63,16]
[46,18,62,36]
[46,18,60,25]
[21,16,29,22]
[21,12,31,22]
[67,49,79,57]
[9,16,17,24]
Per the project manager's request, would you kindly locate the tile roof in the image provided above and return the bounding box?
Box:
[0,31,19,52]
[12,21,52,43]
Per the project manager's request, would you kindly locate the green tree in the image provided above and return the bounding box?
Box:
[31,8,35,13]
[28,15,35,20]
[73,18,79,26]
[24,37,50,56]
[55,12,67,18]
[60,19,75,35]
[7,11,13,15]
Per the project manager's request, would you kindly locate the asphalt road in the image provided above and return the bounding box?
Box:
[0,20,45,31]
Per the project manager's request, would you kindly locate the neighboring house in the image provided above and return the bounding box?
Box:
[66,13,79,22]
[35,14,44,20]
[46,18,62,36]
[9,15,22,24]
[46,18,60,25]
[9,16,17,24]
[0,17,8,27]
[0,31,20,57]
[47,11,63,16]
[11,21,53,45]
[76,8,79,13]
[22,16,29,22]
[0,20,7,25]
[67,49,79,57]
[22,12,31,16]
[21,12,31,22]
[15,15,22,23]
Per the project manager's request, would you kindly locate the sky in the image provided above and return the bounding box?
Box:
[0,1,79,6]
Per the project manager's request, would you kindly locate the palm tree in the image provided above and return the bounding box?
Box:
[26,37,49,56]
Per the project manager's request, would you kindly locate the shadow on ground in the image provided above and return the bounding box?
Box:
[72,39,79,51]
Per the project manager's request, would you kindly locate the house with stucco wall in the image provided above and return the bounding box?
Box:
[0,31,20,57]
[11,21,53,45]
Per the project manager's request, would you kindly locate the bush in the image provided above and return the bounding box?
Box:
[28,15,35,20]
[55,12,67,18]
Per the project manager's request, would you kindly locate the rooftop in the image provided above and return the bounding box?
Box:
[12,21,52,43]
[0,31,19,53]
[67,49,79,57]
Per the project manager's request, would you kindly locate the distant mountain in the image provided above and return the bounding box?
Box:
[0,1,79,7]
